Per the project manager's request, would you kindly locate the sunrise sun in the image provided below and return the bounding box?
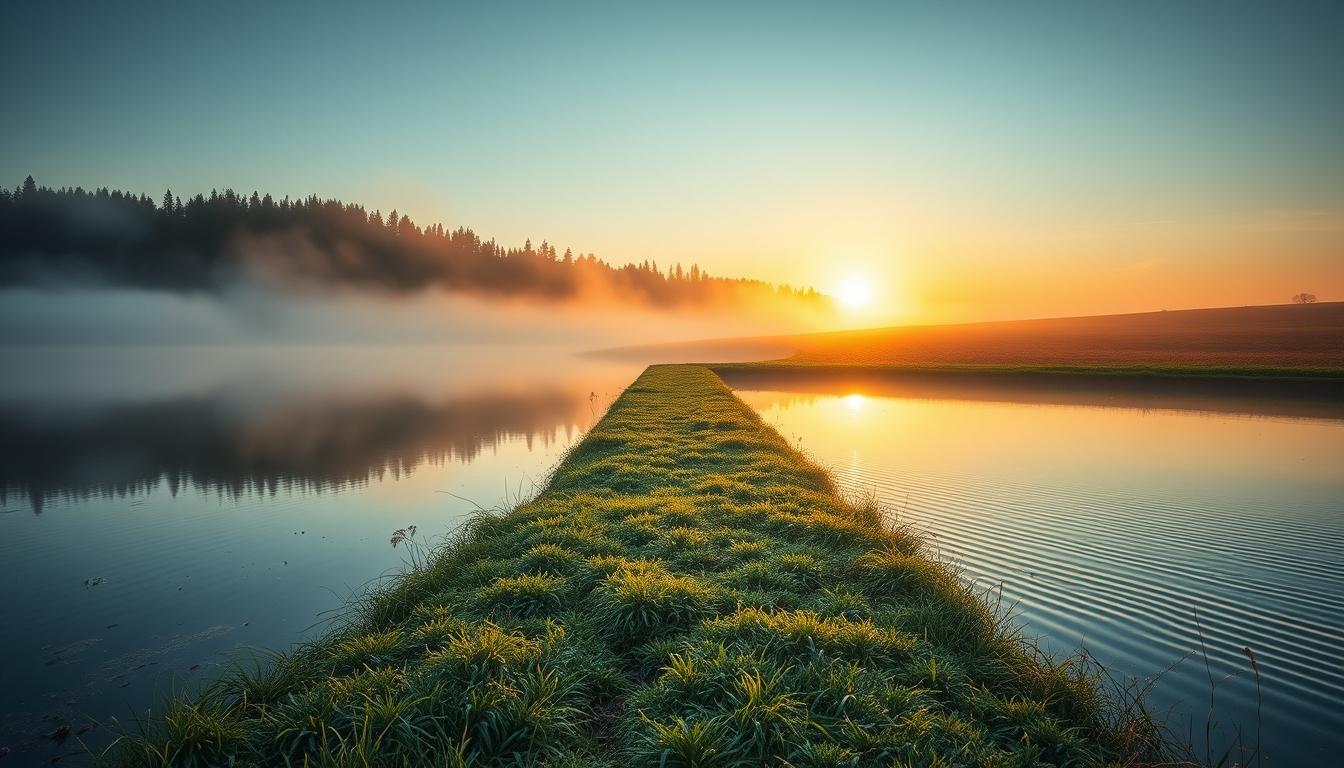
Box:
[835,275,875,309]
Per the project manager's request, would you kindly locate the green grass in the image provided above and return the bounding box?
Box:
[106,364,1174,767]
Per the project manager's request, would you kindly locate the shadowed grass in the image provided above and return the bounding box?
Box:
[105,364,1178,766]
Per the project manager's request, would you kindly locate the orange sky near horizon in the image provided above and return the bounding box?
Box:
[5,2,1342,330]
[361,174,1343,329]
[798,209,1344,326]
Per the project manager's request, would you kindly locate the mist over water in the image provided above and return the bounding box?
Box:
[0,285,826,347]
[0,270,813,765]
[2,1,1339,764]
[0,344,643,766]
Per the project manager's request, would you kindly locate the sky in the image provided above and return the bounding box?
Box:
[3,0,1342,325]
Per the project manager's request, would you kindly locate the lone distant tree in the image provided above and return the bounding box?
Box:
[1292,292,1318,304]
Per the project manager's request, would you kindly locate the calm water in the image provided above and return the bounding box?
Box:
[726,372,1344,767]
[5,357,1341,766]
[0,346,639,766]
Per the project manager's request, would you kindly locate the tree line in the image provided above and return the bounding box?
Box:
[0,175,827,310]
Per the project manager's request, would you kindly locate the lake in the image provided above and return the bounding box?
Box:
[3,357,1340,766]
[723,369,1344,767]
[0,346,640,766]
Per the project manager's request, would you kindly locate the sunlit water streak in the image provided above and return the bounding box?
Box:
[735,387,1344,767]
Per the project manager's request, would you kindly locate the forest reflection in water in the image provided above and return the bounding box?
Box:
[0,345,638,766]
[1,387,594,513]
[1,345,635,511]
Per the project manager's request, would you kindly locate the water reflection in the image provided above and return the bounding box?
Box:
[0,345,638,513]
[1,388,589,513]
[731,373,1344,766]
[0,346,638,766]
[715,366,1344,420]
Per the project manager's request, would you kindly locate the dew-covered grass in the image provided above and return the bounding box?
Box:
[106,365,1172,767]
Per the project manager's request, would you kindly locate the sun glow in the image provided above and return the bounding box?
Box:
[835,275,875,309]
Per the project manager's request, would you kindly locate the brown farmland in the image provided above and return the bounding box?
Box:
[596,302,1344,370]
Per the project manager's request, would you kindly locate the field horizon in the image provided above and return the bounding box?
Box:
[5,2,1342,765]
[592,301,1344,373]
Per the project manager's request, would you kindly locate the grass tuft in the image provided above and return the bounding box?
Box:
[477,573,570,618]
[107,365,1175,766]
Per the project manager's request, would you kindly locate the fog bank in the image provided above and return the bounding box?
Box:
[0,285,829,348]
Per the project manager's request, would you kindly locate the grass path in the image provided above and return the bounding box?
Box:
[112,365,1164,767]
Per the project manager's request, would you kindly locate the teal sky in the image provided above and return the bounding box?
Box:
[4,1,1342,321]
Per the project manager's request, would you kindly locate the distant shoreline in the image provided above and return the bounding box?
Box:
[592,303,1344,380]
[709,360,1344,383]
[709,362,1344,422]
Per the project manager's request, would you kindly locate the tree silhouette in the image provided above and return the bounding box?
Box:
[0,175,829,311]
[1292,293,1318,304]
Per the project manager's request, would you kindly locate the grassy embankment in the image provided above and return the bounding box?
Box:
[111,365,1167,767]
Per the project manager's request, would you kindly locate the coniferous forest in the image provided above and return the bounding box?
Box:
[0,176,828,310]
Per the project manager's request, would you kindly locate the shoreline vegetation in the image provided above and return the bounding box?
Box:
[109,365,1175,767]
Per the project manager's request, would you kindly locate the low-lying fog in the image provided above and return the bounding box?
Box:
[0,284,822,349]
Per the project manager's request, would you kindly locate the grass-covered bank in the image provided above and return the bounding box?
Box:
[110,365,1168,767]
